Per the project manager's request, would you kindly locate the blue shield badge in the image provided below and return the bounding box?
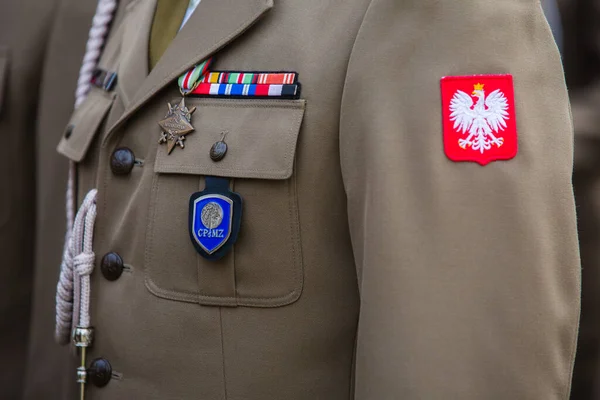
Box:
[191,194,232,254]
[189,177,242,260]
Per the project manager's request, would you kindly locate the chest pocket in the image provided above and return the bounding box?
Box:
[146,98,306,307]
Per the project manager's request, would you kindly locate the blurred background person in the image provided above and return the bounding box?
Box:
[0,1,57,398]
[21,0,117,398]
[544,0,564,53]
[559,0,600,398]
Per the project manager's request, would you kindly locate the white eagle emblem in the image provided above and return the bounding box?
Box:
[449,83,510,153]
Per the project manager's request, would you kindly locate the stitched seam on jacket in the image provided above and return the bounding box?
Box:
[219,308,229,400]
[146,278,300,305]
[336,0,375,398]
[338,0,375,198]
[287,161,304,305]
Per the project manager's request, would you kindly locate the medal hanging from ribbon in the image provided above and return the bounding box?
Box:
[158,58,213,154]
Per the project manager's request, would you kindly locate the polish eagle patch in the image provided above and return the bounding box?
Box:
[441,75,518,165]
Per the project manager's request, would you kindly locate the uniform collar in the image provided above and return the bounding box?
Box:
[104,0,274,145]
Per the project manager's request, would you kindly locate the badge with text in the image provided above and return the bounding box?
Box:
[441,74,517,165]
[189,177,242,261]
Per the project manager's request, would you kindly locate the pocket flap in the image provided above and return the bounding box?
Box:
[57,89,116,162]
[154,99,306,180]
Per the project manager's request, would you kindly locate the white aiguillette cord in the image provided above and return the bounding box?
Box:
[54,0,117,397]
[55,190,98,341]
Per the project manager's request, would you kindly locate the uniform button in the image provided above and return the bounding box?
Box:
[64,125,74,139]
[100,252,124,281]
[210,138,228,161]
[88,358,112,388]
[110,147,135,175]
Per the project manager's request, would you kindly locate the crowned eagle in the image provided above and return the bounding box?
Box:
[449,83,510,153]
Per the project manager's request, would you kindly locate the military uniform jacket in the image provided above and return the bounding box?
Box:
[54,0,580,398]
[24,0,101,398]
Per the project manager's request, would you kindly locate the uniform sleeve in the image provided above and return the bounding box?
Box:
[339,1,580,398]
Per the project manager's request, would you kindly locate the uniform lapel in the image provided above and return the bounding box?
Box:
[118,0,156,108]
[104,0,273,143]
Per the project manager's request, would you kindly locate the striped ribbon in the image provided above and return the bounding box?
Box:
[179,62,301,98]
[200,71,297,85]
[191,82,299,98]
[178,58,213,95]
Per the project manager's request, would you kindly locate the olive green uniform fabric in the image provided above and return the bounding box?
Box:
[54,0,579,398]
[0,0,57,398]
[558,0,600,398]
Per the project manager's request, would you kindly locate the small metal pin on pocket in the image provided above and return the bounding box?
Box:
[210,131,229,162]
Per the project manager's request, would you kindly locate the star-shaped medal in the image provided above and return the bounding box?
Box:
[158,98,197,154]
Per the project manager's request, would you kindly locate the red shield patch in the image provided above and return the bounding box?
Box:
[441,74,517,165]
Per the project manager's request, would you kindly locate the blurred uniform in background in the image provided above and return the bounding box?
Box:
[544,0,564,52]
[21,0,103,398]
[0,0,57,398]
[560,0,600,398]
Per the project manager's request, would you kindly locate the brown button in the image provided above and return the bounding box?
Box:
[110,147,135,175]
[210,140,228,161]
[100,252,124,281]
[64,125,74,139]
[88,358,112,387]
